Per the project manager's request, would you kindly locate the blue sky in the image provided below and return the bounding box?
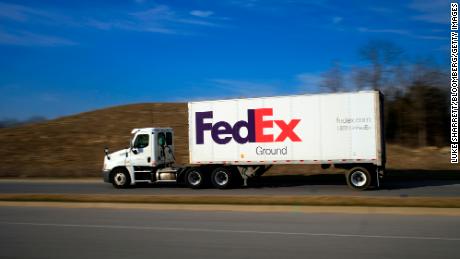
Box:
[0,0,450,119]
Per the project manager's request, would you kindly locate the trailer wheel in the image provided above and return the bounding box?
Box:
[111,168,131,189]
[186,168,206,189]
[346,167,371,190]
[211,167,234,189]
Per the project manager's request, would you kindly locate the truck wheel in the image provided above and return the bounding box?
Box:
[211,167,234,189]
[186,168,206,189]
[111,168,131,189]
[346,167,371,190]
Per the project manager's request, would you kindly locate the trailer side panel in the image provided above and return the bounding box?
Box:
[188,91,381,165]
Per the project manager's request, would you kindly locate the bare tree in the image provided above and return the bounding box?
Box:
[351,66,371,90]
[350,40,450,147]
[357,40,404,93]
[320,61,344,92]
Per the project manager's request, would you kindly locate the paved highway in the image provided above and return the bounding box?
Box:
[1,171,459,196]
[0,205,459,259]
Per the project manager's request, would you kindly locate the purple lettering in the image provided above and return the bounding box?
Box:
[195,111,213,144]
[194,108,301,144]
[232,109,255,144]
[212,121,232,144]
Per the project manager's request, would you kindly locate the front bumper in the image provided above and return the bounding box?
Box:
[102,170,111,183]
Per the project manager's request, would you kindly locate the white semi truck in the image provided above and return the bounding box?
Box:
[102,91,385,190]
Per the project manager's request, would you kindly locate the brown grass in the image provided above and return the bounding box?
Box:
[0,194,460,208]
[0,103,458,177]
[3,202,460,216]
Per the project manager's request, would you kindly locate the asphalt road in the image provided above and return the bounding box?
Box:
[1,171,460,197]
[0,205,459,259]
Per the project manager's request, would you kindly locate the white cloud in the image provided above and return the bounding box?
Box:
[130,5,174,20]
[358,27,408,35]
[0,2,29,21]
[131,6,218,27]
[229,0,259,8]
[409,0,448,24]
[86,5,221,35]
[368,7,394,14]
[296,73,322,92]
[0,2,226,46]
[39,93,60,102]
[0,29,76,46]
[358,27,446,41]
[190,10,214,18]
[209,79,280,97]
[0,2,75,25]
[415,34,446,40]
[0,2,78,46]
[332,16,342,24]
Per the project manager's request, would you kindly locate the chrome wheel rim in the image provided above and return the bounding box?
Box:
[188,171,202,186]
[114,172,126,186]
[351,170,367,187]
[215,171,229,186]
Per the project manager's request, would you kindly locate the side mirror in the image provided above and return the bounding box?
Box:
[104,147,110,160]
[132,149,138,155]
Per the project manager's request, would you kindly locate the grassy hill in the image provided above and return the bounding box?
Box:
[0,103,457,177]
[0,103,188,177]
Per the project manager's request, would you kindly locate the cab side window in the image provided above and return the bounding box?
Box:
[166,132,173,145]
[158,132,166,146]
[133,134,149,148]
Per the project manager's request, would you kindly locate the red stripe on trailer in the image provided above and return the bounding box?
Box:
[286,160,291,162]
[259,161,264,163]
[342,159,347,161]
[300,160,304,162]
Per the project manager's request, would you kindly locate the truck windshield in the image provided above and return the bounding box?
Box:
[133,134,149,148]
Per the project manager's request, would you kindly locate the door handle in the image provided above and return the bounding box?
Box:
[147,157,151,163]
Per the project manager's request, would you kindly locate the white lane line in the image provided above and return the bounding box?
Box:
[1,221,459,241]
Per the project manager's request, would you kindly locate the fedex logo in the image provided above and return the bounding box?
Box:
[195,108,301,144]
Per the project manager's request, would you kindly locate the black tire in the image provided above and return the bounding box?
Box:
[346,166,372,190]
[111,168,131,189]
[211,167,235,189]
[186,168,207,189]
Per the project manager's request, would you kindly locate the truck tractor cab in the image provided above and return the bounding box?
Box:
[103,128,181,188]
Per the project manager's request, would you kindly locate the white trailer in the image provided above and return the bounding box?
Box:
[102,91,385,190]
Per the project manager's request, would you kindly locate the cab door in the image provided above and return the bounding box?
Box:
[155,130,175,166]
[156,132,166,165]
[130,133,153,168]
